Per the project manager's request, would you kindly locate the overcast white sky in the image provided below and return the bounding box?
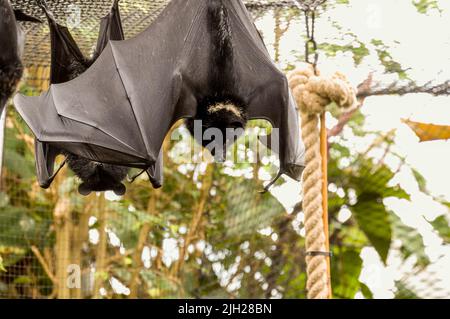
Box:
[256,0,450,298]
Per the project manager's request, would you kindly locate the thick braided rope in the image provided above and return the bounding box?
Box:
[288,63,356,299]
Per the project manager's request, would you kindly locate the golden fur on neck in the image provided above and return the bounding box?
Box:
[207,102,243,118]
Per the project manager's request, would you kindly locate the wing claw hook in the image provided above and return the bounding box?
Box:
[42,159,67,189]
[259,171,283,194]
[127,168,147,183]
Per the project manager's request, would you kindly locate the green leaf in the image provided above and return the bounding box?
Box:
[353,161,410,200]
[391,214,429,267]
[394,281,420,299]
[412,0,441,14]
[382,186,410,201]
[320,39,370,66]
[371,39,409,79]
[428,215,450,243]
[411,168,428,193]
[351,199,392,264]
[13,276,33,285]
[360,283,373,299]
[331,247,363,299]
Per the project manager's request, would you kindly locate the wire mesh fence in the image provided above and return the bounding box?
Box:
[1,0,449,299]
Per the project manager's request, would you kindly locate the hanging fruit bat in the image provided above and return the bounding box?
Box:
[0,0,40,114]
[14,0,305,193]
[30,0,141,196]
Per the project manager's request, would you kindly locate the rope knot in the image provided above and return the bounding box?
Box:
[288,63,356,115]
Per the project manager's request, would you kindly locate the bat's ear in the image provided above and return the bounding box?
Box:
[113,183,126,196]
[78,183,92,196]
[14,10,42,23]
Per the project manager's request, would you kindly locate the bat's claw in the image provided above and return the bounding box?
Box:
[260,171,283,193]
[127,168,147,183]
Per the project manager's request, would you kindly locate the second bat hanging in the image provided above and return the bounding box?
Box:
[14,0,305,195]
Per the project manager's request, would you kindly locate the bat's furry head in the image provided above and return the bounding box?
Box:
[65,153,129,196]
[186,100,248,160]
[204,101,247,130]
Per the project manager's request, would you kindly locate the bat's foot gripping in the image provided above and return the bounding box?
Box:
[78,182,126,196]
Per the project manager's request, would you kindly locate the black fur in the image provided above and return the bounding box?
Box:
[64,153,128,196]
[209,0,235,93]
[186,0,248,156]
[63,58,130,195]
[0,61,23,103]
[65,57,94,81]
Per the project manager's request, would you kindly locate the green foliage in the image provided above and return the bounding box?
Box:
[352,200,391,263]
[320,38,369,66]
[3,150,34,179]
[394,281,420,299]
[371,39,409,79]
[412,0,441,14]
[412,168,428,193]
[331,247,363,298]
[391,214,429,267]
[223,177,285,237]
[428,215,450,244]
[360,283,373,299]
[331,156,411,264]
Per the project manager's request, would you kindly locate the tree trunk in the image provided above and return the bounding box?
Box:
[129,189,161,298]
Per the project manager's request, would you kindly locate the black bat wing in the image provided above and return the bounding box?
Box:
[93,0,124,60]
[14,0,203,188]
[228,0,305,185]
[37,2,88,85]
[16,0,142,188]
[94,0,165,188]
[13,9,42,23]
[15,0,304,190]
[0,0,23,114]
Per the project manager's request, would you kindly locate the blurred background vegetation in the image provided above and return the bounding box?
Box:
[0,0,449,299]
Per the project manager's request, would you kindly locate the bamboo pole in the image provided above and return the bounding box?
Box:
[93,195,108,299]
[129,189,161,298]
[54,196,72,299]
[71,194,95,299]
[320,112,332,298]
